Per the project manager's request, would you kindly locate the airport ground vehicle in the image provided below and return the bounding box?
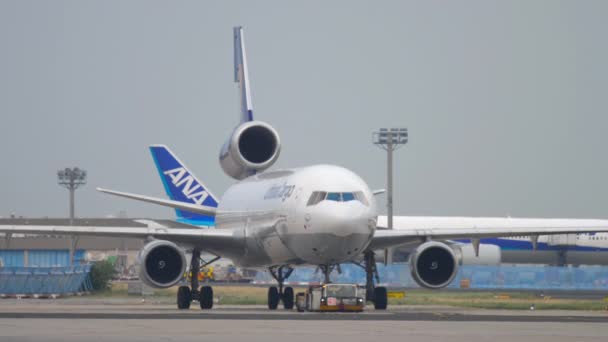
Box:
[295,284,370,312]
[186,267,214,282]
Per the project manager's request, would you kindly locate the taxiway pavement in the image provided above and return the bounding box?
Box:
[0,299,607,342]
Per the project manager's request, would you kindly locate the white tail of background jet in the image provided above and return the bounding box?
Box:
[234,26,254,123]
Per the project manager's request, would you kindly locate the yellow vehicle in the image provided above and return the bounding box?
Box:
[186,266,214,282]
[296,284,365,312]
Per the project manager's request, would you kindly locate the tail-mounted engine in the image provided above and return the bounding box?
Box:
[137,240,187,288]
[219,121,281,179]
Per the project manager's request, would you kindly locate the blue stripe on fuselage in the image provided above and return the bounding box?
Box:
[453,238,608,252]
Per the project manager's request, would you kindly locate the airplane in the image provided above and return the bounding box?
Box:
[3,26,608,311]
[146,144,608,268]
[457,234,608,266]
[147,145,608,267]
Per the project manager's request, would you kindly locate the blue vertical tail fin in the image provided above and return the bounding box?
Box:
[149,145,218,226]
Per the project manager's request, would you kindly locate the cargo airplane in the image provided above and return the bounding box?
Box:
[3,27,608,310]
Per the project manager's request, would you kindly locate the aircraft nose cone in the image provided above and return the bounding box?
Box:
[307,204,375,263]
[287,201,376,265]
[325,206,372,237]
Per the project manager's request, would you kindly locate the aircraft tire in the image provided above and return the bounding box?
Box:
[373,286,388,310]
[177,286,191,309]
[268,286,280,310]
[200,286,214,309]
[283,287,294,310]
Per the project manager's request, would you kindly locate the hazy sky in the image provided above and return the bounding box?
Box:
[1,1,607,220]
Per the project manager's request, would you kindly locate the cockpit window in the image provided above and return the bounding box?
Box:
[342,192,355,201]
[306,191,327,206]
[307,191,369,206]
[354,191,369,206]
[326,192,342,201]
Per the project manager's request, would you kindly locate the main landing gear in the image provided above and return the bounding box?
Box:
[352,251,387,310]
[177,249,220,310]
[268,265,294,310]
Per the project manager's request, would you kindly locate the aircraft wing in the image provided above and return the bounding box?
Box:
[0,225,240,252]
[368,215,608,250]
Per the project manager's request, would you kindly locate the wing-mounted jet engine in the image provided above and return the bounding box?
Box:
[409,241,460,289]
[408,241,501,289]
[137,240,187,288]
[219,121,281,180]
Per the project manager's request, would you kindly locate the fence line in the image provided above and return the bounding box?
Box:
[0,265,92,296]
[255,264,608,290]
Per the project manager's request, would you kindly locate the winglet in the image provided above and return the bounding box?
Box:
[234,26,253,122]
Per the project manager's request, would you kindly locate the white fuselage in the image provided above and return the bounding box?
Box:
[213,165,377,267]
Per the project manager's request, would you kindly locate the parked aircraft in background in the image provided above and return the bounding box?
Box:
[464,234,608,266]
[3,27,608,311]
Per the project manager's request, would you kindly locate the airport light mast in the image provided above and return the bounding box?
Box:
[57,167,87,266]
[57,167,87,226]
[373,128,408,231]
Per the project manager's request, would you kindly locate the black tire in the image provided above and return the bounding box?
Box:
[374,286,388,310]
[177,286,191,309]
[282,287,294,310]
[200,286,214,309]
[268,286,280,310]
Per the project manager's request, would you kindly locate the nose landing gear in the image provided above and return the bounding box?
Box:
[317,264,340,284]
[268,265,294,310]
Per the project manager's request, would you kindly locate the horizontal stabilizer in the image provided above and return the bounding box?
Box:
[97,187,217,217]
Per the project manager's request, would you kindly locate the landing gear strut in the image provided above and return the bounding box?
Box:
[354,251,388,310]
[176,249,219,310]
[268,265,294,310]
[318,264,340,284]
[364,251,379,302]
[557,248,567,267]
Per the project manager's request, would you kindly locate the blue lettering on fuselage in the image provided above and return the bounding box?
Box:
[264,183,295,201]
